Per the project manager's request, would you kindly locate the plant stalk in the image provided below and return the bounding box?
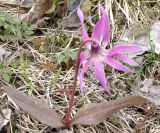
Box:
[63,39,97,127]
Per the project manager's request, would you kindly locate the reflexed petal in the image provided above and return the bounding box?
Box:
[100,5,110,45]
[94,62,109,93]
[109,45,141,55]
[113,53,140,66]
[91,6,110,46]
[77,7,90,42]
[78,59,92,92]
[79,51,89,67]
[105,57,134,73]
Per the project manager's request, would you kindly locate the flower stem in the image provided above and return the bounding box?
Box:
[63,39,97,127]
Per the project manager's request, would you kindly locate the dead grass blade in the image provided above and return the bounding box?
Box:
[70,95,147,125]
[3,86,64,128]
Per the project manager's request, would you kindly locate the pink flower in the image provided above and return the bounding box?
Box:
[77,6,141,93]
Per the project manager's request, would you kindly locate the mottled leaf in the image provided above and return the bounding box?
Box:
[70,95,147,125]
[3,86,64,128]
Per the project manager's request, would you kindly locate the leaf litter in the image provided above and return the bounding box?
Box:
[133,78,160,109]
[0,109,11,130]
[120,20,160,58]
[0,47,12,62]
[21,0,53,24]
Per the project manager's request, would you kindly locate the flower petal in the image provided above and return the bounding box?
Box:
[94,62,109,93]
[78,59,92,93]
[105,57,134,73]
[109,45,141,55]
[79,51,89,67]
[91,5,110,46]
[113,53,140,66]
[77,7,91,48]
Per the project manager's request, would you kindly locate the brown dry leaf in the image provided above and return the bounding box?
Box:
[32,37,44,50]
[63,0,91,28]
[22,0,53,24]
[81,0,92,16]
[3,86,64,128]
[35,17,50,28]
[133,78,160,109]
[70,95,147,125]
[40,60,57,71]
[58,88,72,94]
[66,0,91,15]
[0,109,11,130]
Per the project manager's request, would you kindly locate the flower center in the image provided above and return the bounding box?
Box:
[89,42,106,62]
[91,43,100,53]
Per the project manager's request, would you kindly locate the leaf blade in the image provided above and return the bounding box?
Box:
[70,95,147,125]
[3,86,64,128]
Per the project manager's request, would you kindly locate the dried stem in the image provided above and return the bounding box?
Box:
[63,39,97,127]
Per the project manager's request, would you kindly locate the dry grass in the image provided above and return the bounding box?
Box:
[0,0,160,132]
